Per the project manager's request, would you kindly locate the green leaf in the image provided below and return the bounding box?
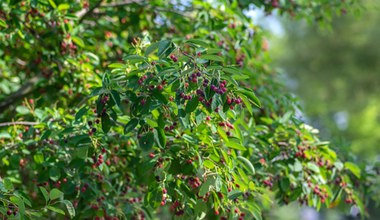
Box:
[307,163,320,173]
[71,36,85,48]
[123,55,147,63]
[39,187,49,202]
[139,132,154,151]
[0,19,7,28]
[237,156,255,174]
[48,0,57,8]
[154,128,166,148]
[49,167,61,181]
[61,200,75,218]
[108,63,125,69]
[75,107,88,121]
[225,141,246,151]
[16,106,30,115]
[50,188,64,201]
[72,146,88,159]
[58,3,70,11]
[47,206,65,215]
[4,178,14,191]
[240,95,253,115]
[228,190,243,200]
[146,118,158,127]
[217,127,229,143]
[279,178,290,192]
[33,153,44,164]
[185,97,199,113]
[223,67,241,75]
[237,88,261,107]
[199,54,223,62]
[206,48,222,54]
[124,118,139,134]
[0,132,11,139]
[344,162,361,178]
[111,90,121,107]
[199,176,216,196]
[293,160,303,172]
[101,113,111,133]
[186,39,209,48]
[157,40,171,57]
[10,196,25,215]
[145,42,160,56]
[203,160,215,169]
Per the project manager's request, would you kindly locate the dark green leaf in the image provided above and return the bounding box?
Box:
[71,36,85,48]
[10,196,25,215]
[61,200,75,219]
[228,190,243,200]
[155,128,166,148]
[145,42,160,56]
[344,162,361,178]
[158,40,171,57]
[186,39,209,48]
[185,97,199,113]
[101,113,111,133]
[50,188,63,200]
[199,54,223,62]
[237,156,255,174]
[279,178,290,192]
[237,88,261,108]
[47,206,65,215]
[49,167,61,181]
[139,132,154,151]
[75,107,88,121]
[39,187,49,202]
[124,118,139,134]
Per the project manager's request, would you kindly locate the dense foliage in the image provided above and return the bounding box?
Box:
[0,0,371,219]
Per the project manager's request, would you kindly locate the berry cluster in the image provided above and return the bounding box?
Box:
[5,205,18,216]
[210,80,228,95]
[161,188,168,206]
[170,54,178,62]
[60,41,77,55]
[170,201,184,216]
[164,122,177,132]
[235,53,246,67]
[138,75,148,85]
[188,71,202,83]
[179,92,192,100]
[295,145,307,159]
[263,179,273,188]
[312,185,329,203]
[188,176,201,189]
[92,149,106,168]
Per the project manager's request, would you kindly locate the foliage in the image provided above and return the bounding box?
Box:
[0,0,370,219]
[272,0,380,217]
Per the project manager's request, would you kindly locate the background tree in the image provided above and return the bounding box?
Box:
[272,0,380,218]
[0,0,374,219]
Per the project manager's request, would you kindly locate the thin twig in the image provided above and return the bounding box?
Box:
[0,121,39,127]
[78,0,104,23]
[100,0,141,7]
[0,76,39,113]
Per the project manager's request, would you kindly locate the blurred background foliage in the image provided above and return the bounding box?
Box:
[271,0,380,219]
[273,0,380,161]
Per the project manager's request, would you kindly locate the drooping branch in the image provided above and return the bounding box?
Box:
[77,0,104,23]
[0,121,39,127]
[0,76,39,113]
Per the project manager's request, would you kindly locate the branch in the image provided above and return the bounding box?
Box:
[76,0,143,22]
[0,121,39,127]
[100,0,142,7]
[0,76,39,113]
[77,0,104,23]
